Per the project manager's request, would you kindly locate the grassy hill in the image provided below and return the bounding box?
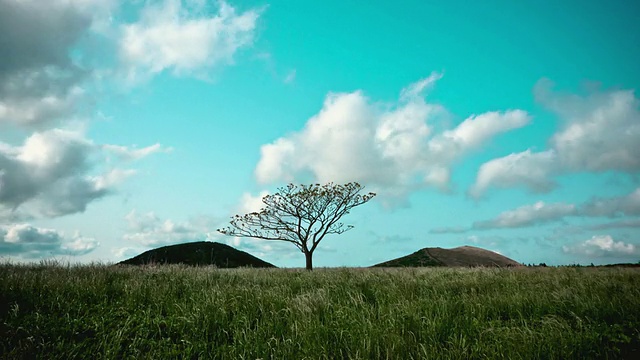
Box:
[119,241,276,268]
[373,245,521,267]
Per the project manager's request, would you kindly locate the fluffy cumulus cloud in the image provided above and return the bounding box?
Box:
[472,80,640,196]
[256,73,530,198]
[0,1,250,260]
[0,223,98,258]
[119,0,261,82]
[562,235,637,258]
[0,0,261,127]
[0,129,167,221]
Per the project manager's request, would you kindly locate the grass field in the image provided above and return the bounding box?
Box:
[1,263,639,359]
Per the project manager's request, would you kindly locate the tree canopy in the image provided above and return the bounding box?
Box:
[218,182,376,270]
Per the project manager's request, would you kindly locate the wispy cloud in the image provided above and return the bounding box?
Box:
[103,143,173,161]
[588,218,640,230]
[474,201,576,229]
[283,69,296,84]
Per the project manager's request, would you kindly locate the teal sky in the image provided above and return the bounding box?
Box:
[1,0,639,266]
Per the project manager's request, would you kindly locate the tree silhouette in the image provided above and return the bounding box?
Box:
[218,182,376,270]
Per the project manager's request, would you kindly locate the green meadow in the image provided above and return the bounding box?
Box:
[1,264,639,359]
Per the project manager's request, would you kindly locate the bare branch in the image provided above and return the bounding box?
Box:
[217,182,376,270]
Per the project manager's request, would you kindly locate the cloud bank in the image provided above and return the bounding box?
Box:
[432,187,640,233]
[0,0,102,127]
[0,223,98,258]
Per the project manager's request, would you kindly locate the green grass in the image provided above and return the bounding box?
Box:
[1,264,639,359]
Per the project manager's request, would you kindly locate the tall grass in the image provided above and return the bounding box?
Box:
[1,263,639,359]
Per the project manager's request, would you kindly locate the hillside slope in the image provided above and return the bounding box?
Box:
[373,245,521,267]
[119,241,276,268]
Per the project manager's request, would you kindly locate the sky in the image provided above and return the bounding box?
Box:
[1,0,639,267]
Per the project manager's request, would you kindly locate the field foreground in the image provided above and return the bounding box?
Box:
[1,264,639,359]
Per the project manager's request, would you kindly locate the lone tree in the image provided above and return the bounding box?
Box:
[218,182,376,270]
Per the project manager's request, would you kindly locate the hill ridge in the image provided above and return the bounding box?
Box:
[373,245,521,268]
[119,241,276,268]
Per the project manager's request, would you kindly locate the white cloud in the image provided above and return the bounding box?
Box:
[399,72,442,101]
[465,234,504,248]
[432,110,530,153]
[239,191,269,214]
[589,218,640,230]
[563,235,637,258]
[538,80,640,173]
[0,84,85,127]
[103,143,173,161]
[0,129,165,220]
[470,149,558,197]
[255,74,529,200]
[61,232,100,254]
[581,187,640,217]
[474,201,576,229]
[119,0,261,82]
[472,80,640,196]
[0,223,98,258]
[431,201,575,233]
[433,187,640,234]
[123,210,221,246]
[430,226,469,234]
[111,246,140,260]
[121,210,292,261]
[225,236,298,262]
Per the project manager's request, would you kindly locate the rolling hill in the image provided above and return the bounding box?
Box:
[119,241,276,268]
[373,245,521,267]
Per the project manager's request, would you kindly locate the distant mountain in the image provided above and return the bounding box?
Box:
[119,241,276,268]
[373,245,521,267]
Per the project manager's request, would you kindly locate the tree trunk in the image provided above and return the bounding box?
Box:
[304,251,313,271]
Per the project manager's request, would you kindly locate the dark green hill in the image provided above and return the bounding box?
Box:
[119,241,276,268]
[373,245,521,267]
